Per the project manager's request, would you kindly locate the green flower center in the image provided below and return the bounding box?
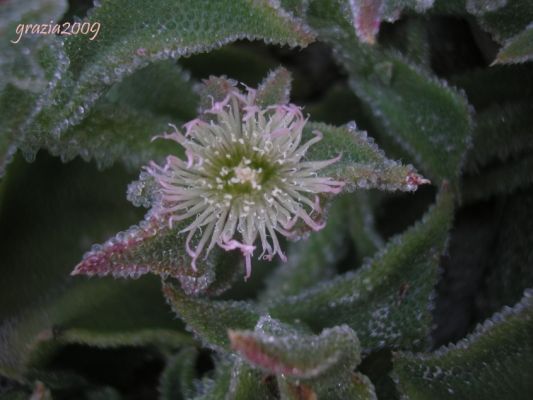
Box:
[213,154,278,196]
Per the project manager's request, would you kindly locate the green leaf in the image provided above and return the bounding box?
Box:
[319,0,435,45]
[229,318,360,379]
[277,377,318,400]
[461,152,533,203]
[25,0,315,152]
[314,372,377,400]
[347,191,385,260]
[46,99,173,170]
[392,289,533,399]
[0,0,67,176]
[268,186,455,351]
[255,67,293,108]
[467,0,533,43]
[478,189,533,318]
[25,60,198,170]
[451,65,533,111]
[305,122,429,191]
[1,277,192,381]
[494,24,533,64]
[191,360,233,400]
[304,0,473,186]
[260,196,350,300]
[159,347,199,400]
[71,209,242,296]
[464,102,533,173]
[163,281,260,351]
[0,85,33,175]
[107,61,199,121]
[226,360,276,400]
[180,44,279,88]
[0,156,190,381]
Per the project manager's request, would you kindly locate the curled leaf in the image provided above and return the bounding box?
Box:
[229,322,360,379]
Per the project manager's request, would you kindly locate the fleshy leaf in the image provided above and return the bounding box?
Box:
[159,347,199,400]
[461,152,533,203]
[191,359,233,400]
[23,0,315,150]
[72,216,242,296]
[229,321,360,379]
[106,61,199,121]
[22,61,197,171]
[268,186,454,351]
[0,156,191,380]
[464,102,533,173]
[479,189,533,318]
[0,277,192,381]
[255,66,293,107]
[305,122,430,191]
[337,0,435,45]
[494,23,533,64]
[347,191,384,260]
[467,0,533,43]
[451,64,533,111]
[313,372,378,400]
[0,85,32,176]
[226,359,276,400]
[163,281,260,351]
[260,196,349,300]
[45,99,174,170]
[0,0,67,176]
[393,289,533,399]
[277,377,318,400]
[304,0,473,186]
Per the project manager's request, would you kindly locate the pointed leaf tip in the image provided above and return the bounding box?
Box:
[229,324,360,379]
[71,217,161,279]
[349,0,384,45]
[255,66,293,107]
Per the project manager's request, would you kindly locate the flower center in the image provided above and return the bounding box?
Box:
[218,158,264,194]
[232,162,262,189]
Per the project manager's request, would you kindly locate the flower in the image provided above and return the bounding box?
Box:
[146,84,344,280]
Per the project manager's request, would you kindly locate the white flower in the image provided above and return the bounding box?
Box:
[146,85,344,279]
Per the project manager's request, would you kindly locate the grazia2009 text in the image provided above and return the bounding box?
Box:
[11,21,101,44]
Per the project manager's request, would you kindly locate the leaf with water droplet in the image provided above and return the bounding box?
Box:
[0,0,68,177]
[19,61,197,170]
[227,359,277,400]
[229,322,360,380]
[72,215,243,296]
[494,23,533,64]
[163,281,260,351]
[0,157,191,381]
[303,0,472,187]
[451,64,533,110]
[330,0,435,45]
[304,122,430,192]
[462,151,533,203]
[24,0,315,154]
[467,0,533,43]
[347,191,384,260]
[267,185,454,352]
[191,358,233,400]
[478,189,533,318]
[464,102,533,173]
[159,347,199,400]
[255,66,293,107]
[260,196,349,301]
[393,289,533,399]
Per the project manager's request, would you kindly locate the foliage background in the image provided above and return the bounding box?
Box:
[1,0,533,399]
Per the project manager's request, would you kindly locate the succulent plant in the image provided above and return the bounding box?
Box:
[1,0,533,399]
